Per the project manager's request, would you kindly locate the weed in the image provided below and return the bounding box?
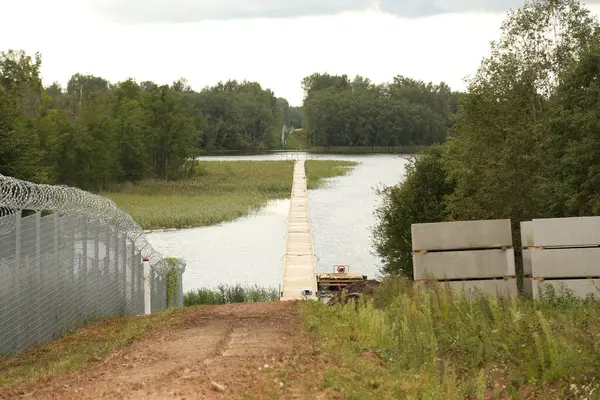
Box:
[184,284,280,306]
[295,276,600,399]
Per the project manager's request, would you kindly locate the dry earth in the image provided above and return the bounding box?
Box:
[0,301,319,400]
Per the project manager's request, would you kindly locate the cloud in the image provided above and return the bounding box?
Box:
[377,0,526,17]
[89,0,600,23]
[89,0,371,23]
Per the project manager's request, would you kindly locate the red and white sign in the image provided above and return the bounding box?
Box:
[335,265,347,273]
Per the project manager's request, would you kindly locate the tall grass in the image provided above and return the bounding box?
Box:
[184,284,280,306]
[299,277,600,399]
[102,160,356,230]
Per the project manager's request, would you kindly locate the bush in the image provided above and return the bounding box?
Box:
[372,145,454,277]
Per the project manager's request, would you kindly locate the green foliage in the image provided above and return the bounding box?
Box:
[0,50,45,182]
[372,0,600,277]
[198,80,283,151]
[302,73,458,149]
[536,38,600,217]
[165,258,181,308]
[299,276,600,398]
[184,284,280,306]
[0,52,284,190]
[372,146,454,276]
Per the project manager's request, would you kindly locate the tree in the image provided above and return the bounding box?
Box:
[302,73,458,149]
[444,0,599,223]
[371,0,600,277]
[0,50,45,181]
[373,146,454,276]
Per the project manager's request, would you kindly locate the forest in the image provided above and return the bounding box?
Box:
[0,48,458,191]
[300,72,459,148]
[0,52,299,191]
[373,0,600,277]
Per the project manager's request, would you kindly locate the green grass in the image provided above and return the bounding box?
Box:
[184,284,280,306]
[294,277,600,399]
[102,160,356,230]
[0,310,178,388]
[305,160,357,189]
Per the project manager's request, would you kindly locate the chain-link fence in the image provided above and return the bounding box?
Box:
[0,174,185,355]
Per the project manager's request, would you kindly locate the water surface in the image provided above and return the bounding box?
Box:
[146,152,408,292]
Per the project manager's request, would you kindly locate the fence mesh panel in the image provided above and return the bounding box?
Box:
[0,174,186,355]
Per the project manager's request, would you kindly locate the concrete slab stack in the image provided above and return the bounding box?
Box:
[411,219,517,297]
[522,217,600,299]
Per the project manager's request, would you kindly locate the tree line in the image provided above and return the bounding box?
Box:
[300,73,460,148]
[0,48,459,193]
[0,51,292,191]
[373,0,600,277]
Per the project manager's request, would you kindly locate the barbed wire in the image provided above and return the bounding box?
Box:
[0,173,185,275]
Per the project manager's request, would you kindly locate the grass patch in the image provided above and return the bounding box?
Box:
[288,277,600,399]
[305,160,357,189]
[184,284,280,306]
[0,310,178,389]
[102,160,355,230]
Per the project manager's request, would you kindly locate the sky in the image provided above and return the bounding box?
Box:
[2,0,600,106]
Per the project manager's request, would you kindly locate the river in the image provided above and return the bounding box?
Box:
[146,152,409,292]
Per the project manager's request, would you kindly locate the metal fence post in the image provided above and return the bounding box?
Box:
[105,225,111,315]
[131,240,136,312]
[14,210,22,352]
[115,230,121,313]
[143,258,151,315]
[53,213,60,334]
[178,270,184,307]
[121,234,127,311]
[81,218,88,324]
[35,212,42,345]
[94,222,100,319]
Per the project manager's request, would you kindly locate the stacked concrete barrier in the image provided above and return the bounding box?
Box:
[412,219,517,297]
[522,217,600,299]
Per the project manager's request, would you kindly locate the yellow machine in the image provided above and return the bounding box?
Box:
[316,264,367,301]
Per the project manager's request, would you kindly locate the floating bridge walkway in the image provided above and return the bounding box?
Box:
[280,160,318,301]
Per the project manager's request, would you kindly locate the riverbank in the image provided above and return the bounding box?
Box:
[102,160,357,230]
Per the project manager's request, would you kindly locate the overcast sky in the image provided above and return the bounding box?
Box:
[2,0,600,105]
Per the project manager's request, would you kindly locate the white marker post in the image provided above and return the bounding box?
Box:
[143,258,151,315]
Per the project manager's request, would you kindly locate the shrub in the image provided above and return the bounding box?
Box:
[372,145,454,277]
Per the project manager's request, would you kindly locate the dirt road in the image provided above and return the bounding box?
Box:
[1,301,309,400]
